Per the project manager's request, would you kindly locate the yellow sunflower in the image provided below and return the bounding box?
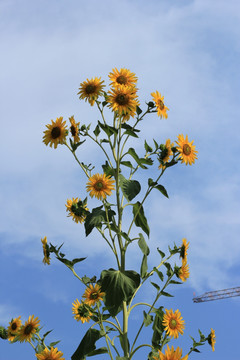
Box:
[35,347,64,360]
[208,328,216,352]
[18,315,40,342]
[176,134,198,165]
[151,91,169,119]
[72,299,92,324]
[180,238,189,263]
[86,173,115,200]
[82,284,105,306]
[158,139,174,169]
[43,117,68,149]
[162,309,185,338]
[78,77,105,106]
[65,198,88,224]
[178,262,190,282]
[7,316,22,342]
[107,85,139,119]
[69,116,80,143]
[157,345,188,360]
[41,236,50,265]
[109,68,138,88]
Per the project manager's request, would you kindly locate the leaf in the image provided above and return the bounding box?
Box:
[151,282,160,291]
[157,248,165,258]
[144,140,153,153]
[143,311,153,327]
[72,257,87,265]
[98,121,118,137]
[169,280,182,285]
[93,125,100,137]
[119,175,141,201]
[154,185,169,198]
[138,233,150,255]
[49,340,61,347]
[151,307,165,347]
[140,255,148,278]
[153,267,164,282]
[71,329,103,360]
[123,129,139,138]
[100,269,140,316]
[148,178,157,187]
[120,161,133,169]
[84,206,116,236]
[132,202,150,237]
[136,105,142,115]
[127,148,148,169]
[160,291,173,297]
[102,161,115,177]
[88,347,108,356]
[57,258,73,267]
[118,333,130,354]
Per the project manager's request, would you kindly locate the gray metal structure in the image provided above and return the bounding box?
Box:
[193,286,240,303]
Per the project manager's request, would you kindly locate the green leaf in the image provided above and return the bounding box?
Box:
[138,233,150,255]
[157,248,165,258]
[72,257,87,265]
[153,139,159,150]
[151,307,165,347]
[169,280,182,285]
[153,267,164,282]
[119,175,141,201]
[118,333,130,354]
[93,125,100,137]
[84,206,116,236]
[143,311,153,327]
[161,291,173,297]
[120,161,134,169]
[154,185,169,198]
[132,202,150,237]
[127,148,148,169]
[57,257,73,267]
[100,269,140,316]
[151,282,160,291]
[71,329,102,360]
[98,121,118,137]
[148,178,157,187]
[123,129,139,138]
[102,161,115,177]
[144,140,153,153]
[116,357,128,360]
[136,105,142,115]
[140,254,148,278]
[49,340,61,347]
[88,347,108,356]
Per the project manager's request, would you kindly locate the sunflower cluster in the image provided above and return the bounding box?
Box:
[65,197,89,223]
[177,238,190,282]
[41,236,50,265]
[86,173,115,200]
[176,134,198,165]
[72,284,105,324]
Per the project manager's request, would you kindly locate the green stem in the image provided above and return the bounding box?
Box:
[130,344,153,359]
[65,143,89,178]
[96,303,114,360]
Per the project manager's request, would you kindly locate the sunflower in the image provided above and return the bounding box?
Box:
[158,139,174,169]
[72,299,92,324]
[43,117,68,149]
[65,198,88,224]
[69,116,80,143]
[86,173,115,200]
[41,236,50,265]
[109,68,138,89]
[107,85,139,119]
[178,262,190,282]
[179,238,189,263]
[176,134,198,165]
[208,328,216,352]
[35,347,64,360]
[82,284,105,306]
[151,91,169,119]
[18,315,40,342]
[78,77,105,106]
[162,309,185,338]
[156,345,188,360]
[7,316,22,342]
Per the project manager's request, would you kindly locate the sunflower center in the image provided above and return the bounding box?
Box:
[51,126,61,139]
[95,181,104,190]
[90,291,99,300]
[183,144,191,156]
[158,99,165,110]
[116,75,127,85]
[24,324,33,335]
[85,84,96,94]
[169,319,177,329]
[11,323,17,331]
[70,125,76,136]
[116,94,129,106]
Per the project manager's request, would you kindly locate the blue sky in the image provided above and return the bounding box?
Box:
[0,0,240,359]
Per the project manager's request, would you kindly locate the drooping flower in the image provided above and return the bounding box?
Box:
[43,117,68,149]
[86,173,115,200]
[69,116,80,143]
[7,316,22,342]
[162,309,185,338]
[107,85,139,120]
[78,77,105,106]
[208,328,216,352]
[109,68,138,89]
[180,238,189,263]
[72,299,92,323]
[35,347,65,360]
[151,91,169,119]
[176,135,198,165]
[156,344,188,360]
[18,315,40,342]
[65,198,88,223]
[82,284,105,306]
[158,139,174,169]
[178,262,190,282]
[41,236,50,265]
